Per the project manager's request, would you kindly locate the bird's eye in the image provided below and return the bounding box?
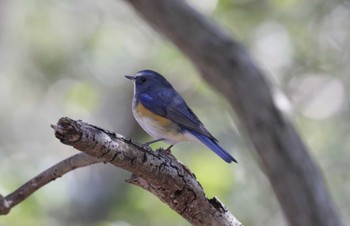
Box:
[140,77,147,83]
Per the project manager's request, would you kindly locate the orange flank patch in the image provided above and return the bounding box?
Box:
[134,102,191,143]
[136,102,172,126]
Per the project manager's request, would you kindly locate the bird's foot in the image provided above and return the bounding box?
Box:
[157,145,173,155]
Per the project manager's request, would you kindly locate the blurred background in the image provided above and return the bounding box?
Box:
[0,0,349,225]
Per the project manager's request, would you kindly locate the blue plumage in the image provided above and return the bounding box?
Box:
[125,70,237,164]
[190,131,237,163]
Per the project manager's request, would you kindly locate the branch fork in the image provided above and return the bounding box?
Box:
[0,117,242,226]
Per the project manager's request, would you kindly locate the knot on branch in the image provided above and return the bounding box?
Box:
[51,117,82,145]
[209,197,228,213]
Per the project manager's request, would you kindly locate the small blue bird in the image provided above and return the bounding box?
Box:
[125,70,237,163]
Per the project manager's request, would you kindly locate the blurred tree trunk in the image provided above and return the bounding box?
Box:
[126,0,342,226]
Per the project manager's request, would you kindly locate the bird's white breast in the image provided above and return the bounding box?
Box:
[132,97,196,145]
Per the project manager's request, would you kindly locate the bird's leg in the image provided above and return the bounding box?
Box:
[143,139,173,155]
[162,145,173,154]
[143,138,165,146]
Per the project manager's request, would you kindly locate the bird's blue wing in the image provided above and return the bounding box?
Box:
[191,131,237,163]
[139,90,215,139]
[140,90,237,163]
[138,92,166,116]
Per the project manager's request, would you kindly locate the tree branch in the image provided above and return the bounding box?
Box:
[53,117,241,226]
[0,153,103,215]
[0,117,242,226]
[125,1,341,226]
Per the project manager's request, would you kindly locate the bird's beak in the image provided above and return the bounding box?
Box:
[125,75,136,81]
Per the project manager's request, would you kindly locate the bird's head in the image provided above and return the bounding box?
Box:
[125,70,172,94]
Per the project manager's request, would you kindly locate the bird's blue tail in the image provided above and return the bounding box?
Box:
[191,131,237,163]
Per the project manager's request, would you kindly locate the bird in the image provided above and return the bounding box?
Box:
[125,70,237,163]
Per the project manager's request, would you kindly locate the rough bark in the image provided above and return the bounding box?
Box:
[125,1,342,226]
[0,117,241,226]
[0,118,242,226]
[53,117,241,226]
